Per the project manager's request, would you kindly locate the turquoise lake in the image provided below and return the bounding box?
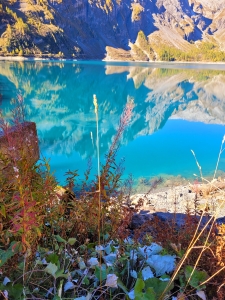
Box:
[0,60,225,186]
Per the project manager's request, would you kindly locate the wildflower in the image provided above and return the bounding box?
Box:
[88,257,99,266]
[95,245,104,251]
[105,274,118,288]
[3,291,8,299]
[13,166,19,173]
[120,97,134,129]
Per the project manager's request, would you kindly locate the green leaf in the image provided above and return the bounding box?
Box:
[53,296,61,300]
[18,261,24,270]
[0,241,20,267]
[145,277,173,297]
[134,278,145,294]
[117,278,128,294]
[87,243,95,249]
[54,235,67,243]
[135,290,155,300]
[46,253,59,265]
[68,238,76,245]
[185,266,208,289]
[79,260,86,270]
[134,279,156,300]
[55,269,68,279]
[54,243,59,251]
[95,264,108,281]
[179,274,186,288]
[1,283,23,300]
[145,287,156,300]
[83,276,90,285]
[44,262,58,277]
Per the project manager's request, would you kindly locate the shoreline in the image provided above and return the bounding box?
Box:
[0,56,73,62]
[131,177,225,218]
[1,55,225,67]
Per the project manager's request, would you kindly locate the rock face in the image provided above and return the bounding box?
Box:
[1,0,225,59]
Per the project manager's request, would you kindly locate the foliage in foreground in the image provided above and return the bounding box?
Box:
[0,95,225,299]
[0,234,210,300]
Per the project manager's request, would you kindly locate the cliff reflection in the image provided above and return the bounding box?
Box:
[0,61,225,159]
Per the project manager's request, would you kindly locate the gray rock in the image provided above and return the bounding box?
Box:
[130,211,153,229]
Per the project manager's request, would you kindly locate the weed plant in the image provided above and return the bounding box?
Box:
[0,95,225,299]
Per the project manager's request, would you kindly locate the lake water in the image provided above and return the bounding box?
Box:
[0,60,225,186]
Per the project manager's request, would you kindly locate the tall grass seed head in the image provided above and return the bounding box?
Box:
[93,94,98,114]
[222,134,225,144]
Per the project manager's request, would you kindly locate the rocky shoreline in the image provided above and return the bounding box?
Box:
[130,177,225,219]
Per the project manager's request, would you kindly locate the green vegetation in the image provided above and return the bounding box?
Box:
[136,31,156,61]
[0,95,225,299]
[129,31,225,62]
[0,0,80,58]
[136,31,150,53]
[131,44,149,61]
[153,41,225,62]
[154,67,225,81]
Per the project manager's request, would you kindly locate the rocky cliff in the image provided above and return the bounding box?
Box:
[1,0,225,60]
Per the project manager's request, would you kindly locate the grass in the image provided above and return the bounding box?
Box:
[0,95,225,299]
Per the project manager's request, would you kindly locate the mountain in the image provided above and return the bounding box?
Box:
[1,0,225,60]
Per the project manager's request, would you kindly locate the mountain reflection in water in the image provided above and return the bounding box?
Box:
[0,61,225,184]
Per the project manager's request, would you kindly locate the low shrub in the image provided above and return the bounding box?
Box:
[0,94,224,299]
